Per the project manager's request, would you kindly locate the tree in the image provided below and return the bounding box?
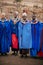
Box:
[16,0,22,2]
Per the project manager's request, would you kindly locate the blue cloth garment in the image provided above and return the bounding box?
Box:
[30,21,41,56]
[30,49,37,57]
[18,20,32,49]
[0,21,3,53]
[39,22,43,52]
[1,19,11,53]
[10,18,20,38]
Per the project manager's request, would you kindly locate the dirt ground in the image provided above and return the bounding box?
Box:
[0,54,43,65]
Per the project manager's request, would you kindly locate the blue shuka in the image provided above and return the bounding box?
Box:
[10,19,19,38]
[30,21,41,56]
[10,18,20,49]
[18,20,32,49]
[1,19,11,53]
[0,21,3,53]
[39,22,43,52]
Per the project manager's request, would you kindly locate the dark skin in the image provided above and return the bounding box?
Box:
[22,16,27,21]
[14,13,18,18]
[32,16,37,23]
[1,15,5,20]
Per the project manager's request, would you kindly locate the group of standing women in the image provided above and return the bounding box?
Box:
[0,11,43,58]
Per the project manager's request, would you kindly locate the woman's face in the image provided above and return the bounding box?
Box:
[22,16,27,20]
[1,15,5,19]
[14,13,17,18]
[5,14,10,20]
[32,15,36,20]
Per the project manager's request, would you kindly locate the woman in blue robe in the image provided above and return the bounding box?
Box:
[0,20,3,53]
[10,19,19,55]
[30,14,41,57]
[1,20,11,55]
[10,11,20,56]
[38,22,43,57]
[18,13,32,57]
[40,22,43,52]
[1,13,11,55]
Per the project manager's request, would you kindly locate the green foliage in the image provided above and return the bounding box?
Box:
[16,0,22,2]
